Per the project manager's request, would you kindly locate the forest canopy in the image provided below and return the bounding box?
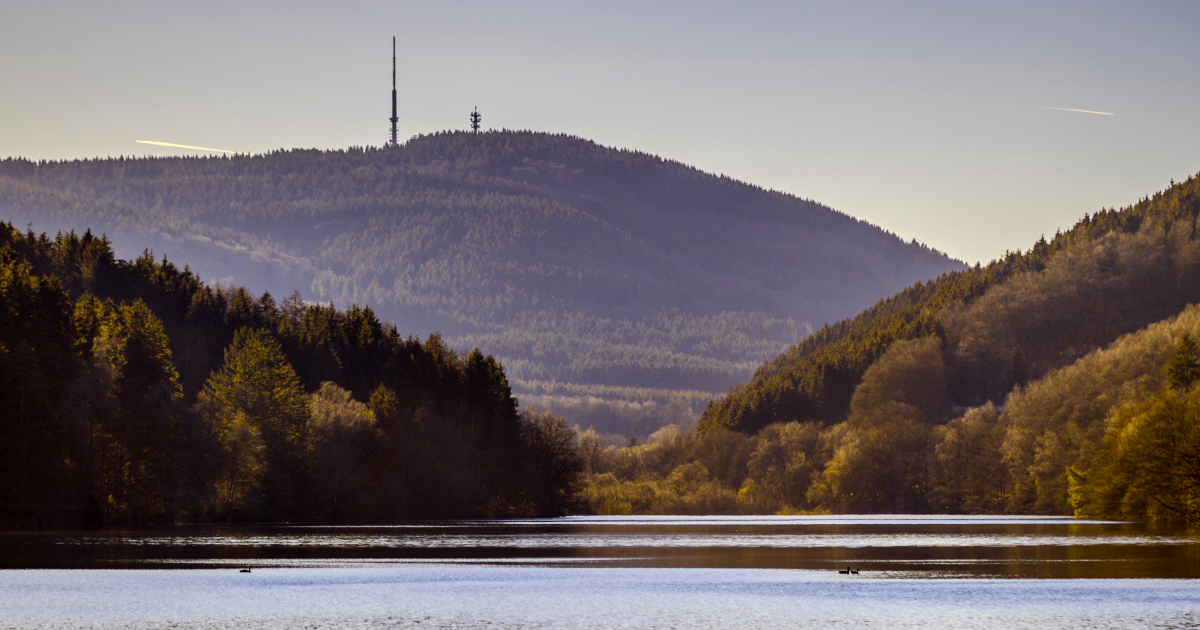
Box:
[0,133,962,437]
[576,294,1200,524]
[564,173,1200,524]
[0,223,580,529]
[4,163,1200,524]
[701,172,1200,435]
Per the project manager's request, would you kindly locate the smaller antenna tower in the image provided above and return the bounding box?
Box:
[388,36,399,146]
[470,106,481,134]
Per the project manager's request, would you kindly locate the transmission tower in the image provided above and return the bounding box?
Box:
[388,37,399,146]
[470,106,481,134]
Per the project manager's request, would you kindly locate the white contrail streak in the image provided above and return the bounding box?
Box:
[135,140,251,154]
[1036,106,1115,116]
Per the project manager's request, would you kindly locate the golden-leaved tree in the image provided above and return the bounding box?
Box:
[929,403,1007,513]
[738,421,822,512]
[808,337,944,513]
[198,327,311,522]
[309,381,377,521]
[1069,334,1200,523]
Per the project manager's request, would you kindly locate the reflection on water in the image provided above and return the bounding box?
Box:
[3,515,1199,578]
[3,517,1200,629]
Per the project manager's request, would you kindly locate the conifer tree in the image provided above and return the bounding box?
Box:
[1167,333,1200,391]
[1009,348,1028,390]
[90,299,184,522]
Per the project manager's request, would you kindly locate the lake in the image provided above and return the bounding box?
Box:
[2,516,1198,628]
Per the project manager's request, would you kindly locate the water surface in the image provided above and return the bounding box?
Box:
[4,515,1197,578]
[3,516,1198,629]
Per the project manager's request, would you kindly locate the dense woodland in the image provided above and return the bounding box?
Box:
[703,173,1200,434]
[6,139,1199,524]
[581,307,1200,522]
[0,223,581,529]
[0,133,960,434]
[573,174,1200,522]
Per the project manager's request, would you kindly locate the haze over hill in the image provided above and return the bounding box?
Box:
[573,173,1200,521]
[0,131,962,436]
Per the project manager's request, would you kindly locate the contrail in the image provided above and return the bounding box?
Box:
[135,140,251,154]
[1035,106,1115,116]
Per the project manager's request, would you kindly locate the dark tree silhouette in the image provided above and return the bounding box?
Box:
[1168,333,1200,391]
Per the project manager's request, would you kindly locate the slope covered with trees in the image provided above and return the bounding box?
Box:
[0,133,961,435]
[566,173,1200,523]
[702,173,1200,434]
[580,297,1200,523]
[0,223,580,529]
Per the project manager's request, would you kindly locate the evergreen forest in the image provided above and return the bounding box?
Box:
[0,132,961,438]
[0,223,580,528]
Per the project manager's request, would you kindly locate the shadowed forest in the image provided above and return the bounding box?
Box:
[0,133,961,438]
[4,144,1200,526]
[0,224,580,528]
[579,173,1200,523]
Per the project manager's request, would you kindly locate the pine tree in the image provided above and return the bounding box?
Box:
[90,299,184,522]
[1167,333,1200,391]
[1009,348,1028,390]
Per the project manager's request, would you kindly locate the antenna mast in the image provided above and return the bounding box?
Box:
[389,36,399,146]
[470,106,481,134]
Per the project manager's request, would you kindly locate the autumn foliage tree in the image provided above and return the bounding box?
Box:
[198,327,311,521]
[1070,389,1200,522]
[309,381,377,520]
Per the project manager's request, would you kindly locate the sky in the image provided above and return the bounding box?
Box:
[2,0,1199,265]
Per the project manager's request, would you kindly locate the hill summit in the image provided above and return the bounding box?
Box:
[0,131,963,434]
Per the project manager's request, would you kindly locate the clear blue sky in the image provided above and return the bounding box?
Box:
[3,0,1198,265]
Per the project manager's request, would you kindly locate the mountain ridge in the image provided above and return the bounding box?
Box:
[0,131,964,435]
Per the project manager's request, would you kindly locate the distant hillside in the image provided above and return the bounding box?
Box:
[574,173,1200,521]
[702,172,1200,434]
[0,132,962,435]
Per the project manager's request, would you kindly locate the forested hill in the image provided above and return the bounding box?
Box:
[0,224,580,528]
[701,172,1200,435]
[0,132,962,435]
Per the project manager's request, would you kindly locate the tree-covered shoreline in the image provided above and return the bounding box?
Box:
[6,168,1200,527]
[576,173,1200,523]
[0,223,580,529]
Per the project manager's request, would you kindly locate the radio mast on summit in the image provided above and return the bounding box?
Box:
[470,107,481,134]
[388,36,399,146]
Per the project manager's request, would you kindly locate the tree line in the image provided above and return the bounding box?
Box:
[0,132,959,416]
[578,310,1200,523]
[702,172,1200,435]
[8,168,1200,525]
[572,173,1200,523]
[0,222,581,529]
